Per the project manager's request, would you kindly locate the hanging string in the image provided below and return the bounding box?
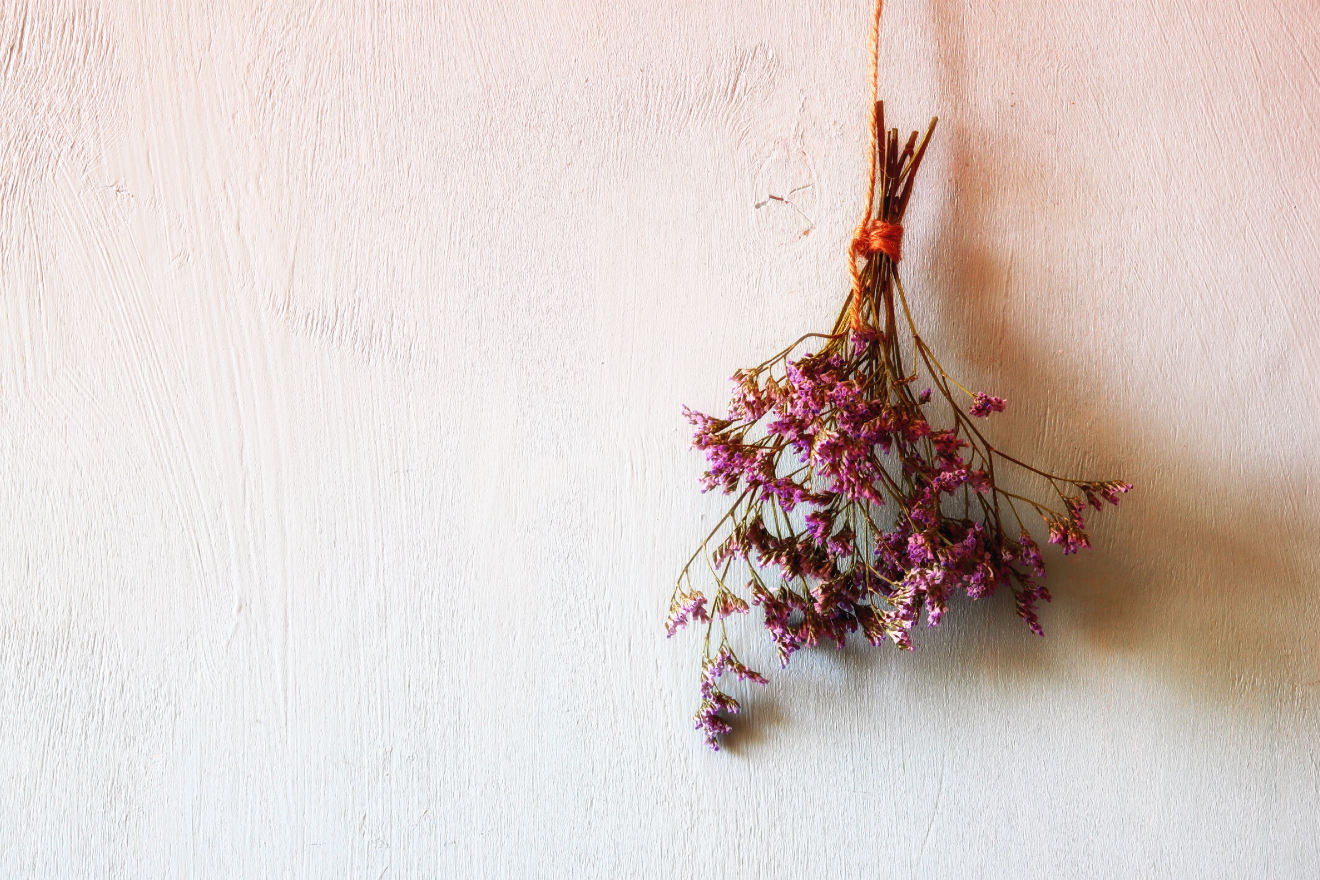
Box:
[863,0,883,223]
[848,0,903,331]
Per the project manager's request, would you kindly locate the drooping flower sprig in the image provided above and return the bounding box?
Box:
[669,104,1131,751]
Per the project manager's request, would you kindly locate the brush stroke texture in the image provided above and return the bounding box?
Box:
[1,0,1318,876]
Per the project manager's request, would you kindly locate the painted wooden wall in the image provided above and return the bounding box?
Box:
[3,0,1318,875]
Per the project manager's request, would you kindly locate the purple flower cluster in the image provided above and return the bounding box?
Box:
[969,392,1007,418]
[665,590,710,638]
[670,326,1131,748]
[1043,481,1131,555]
[693,647,768,750]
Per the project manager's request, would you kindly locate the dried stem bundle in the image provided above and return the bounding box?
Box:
[669,105,1130,751]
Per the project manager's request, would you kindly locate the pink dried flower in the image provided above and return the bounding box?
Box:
[713,590,750,619]
[665,590,710,638]
[969,392,1007,418]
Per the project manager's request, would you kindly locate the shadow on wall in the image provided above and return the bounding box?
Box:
[920,0,1320,716]
[712,4,1320,759]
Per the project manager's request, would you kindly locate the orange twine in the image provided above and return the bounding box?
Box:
[851,219,903,263]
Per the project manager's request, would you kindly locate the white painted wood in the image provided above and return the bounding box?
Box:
[2,0,1318,875]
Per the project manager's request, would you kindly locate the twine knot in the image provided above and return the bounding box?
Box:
[850,219,903,263]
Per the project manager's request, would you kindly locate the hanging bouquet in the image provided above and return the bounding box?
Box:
[668,79,1130,750]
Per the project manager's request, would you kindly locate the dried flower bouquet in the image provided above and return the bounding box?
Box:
[669,100,1131,750]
